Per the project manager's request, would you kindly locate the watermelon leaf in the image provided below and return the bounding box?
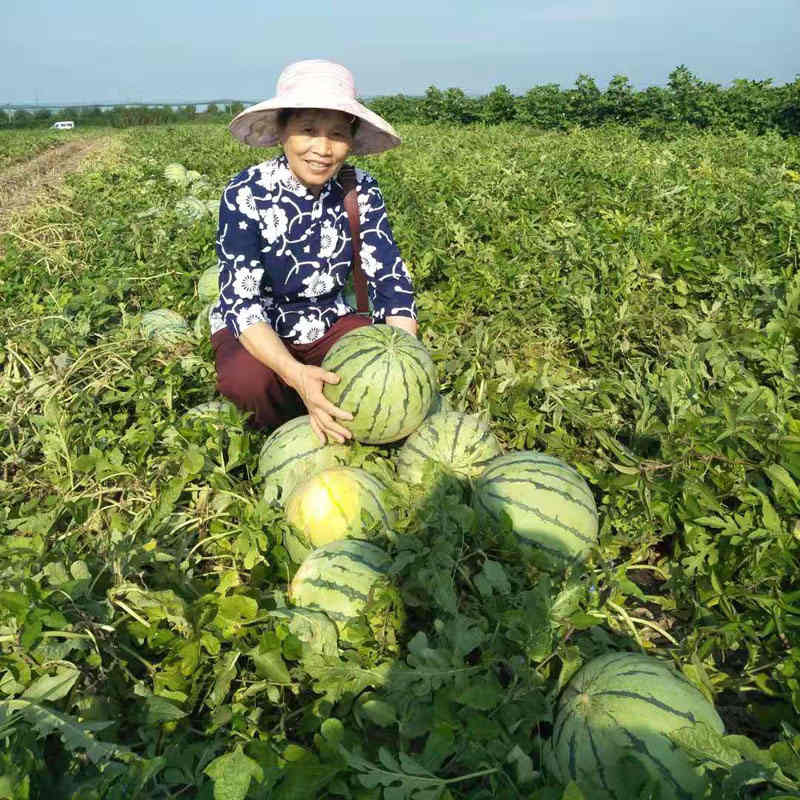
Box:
[204,744,264,800]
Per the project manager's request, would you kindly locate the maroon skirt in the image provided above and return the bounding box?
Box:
[211,314,371,430]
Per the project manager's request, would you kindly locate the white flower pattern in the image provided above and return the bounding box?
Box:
[301,271,334,298]
[260,206,288,244]
[290,315,327,344]
[235,187,259,221]
[317,220,337,258]
[232,266,264,299]
[209,155,416,343]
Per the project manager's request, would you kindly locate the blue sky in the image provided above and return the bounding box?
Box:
[2,0,797,105]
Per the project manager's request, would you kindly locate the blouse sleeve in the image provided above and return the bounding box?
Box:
[357,175,417,322]
[216,176,272,337]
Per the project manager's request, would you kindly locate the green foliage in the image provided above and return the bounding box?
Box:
[1,120,799,797]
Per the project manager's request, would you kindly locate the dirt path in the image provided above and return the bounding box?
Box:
[0,136,117,227]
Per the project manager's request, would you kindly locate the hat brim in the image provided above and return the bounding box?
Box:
[229,96,401,155]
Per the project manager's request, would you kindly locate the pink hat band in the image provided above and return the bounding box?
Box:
[229,60,401,155]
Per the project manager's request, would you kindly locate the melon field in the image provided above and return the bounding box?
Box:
[1,121,799,799]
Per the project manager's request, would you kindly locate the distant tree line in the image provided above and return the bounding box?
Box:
[3,67,799,137]
[370,66,800,137]
[0,102,246,130]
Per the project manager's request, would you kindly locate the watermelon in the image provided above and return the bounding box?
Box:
[198,266,219,302]
[164,162,189,186]
[182,399,238,422]
[321,325,437,444]
[283,466,393,563]
[472,451,598,564]
[397,411,502,485]
[288,539,403,646]
[545,652,724,800]
[194,302,213,340]
[140,309,192,347]
[258,415,350,506]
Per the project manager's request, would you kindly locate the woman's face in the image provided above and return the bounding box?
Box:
[279,109,353,195]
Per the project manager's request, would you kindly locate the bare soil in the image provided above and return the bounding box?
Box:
[0,136,115,227]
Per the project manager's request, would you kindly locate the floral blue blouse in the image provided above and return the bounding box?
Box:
[209,154,417,344]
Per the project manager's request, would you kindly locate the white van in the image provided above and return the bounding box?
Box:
[51,121,75,130]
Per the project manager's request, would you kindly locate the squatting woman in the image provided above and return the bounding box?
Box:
[209,60,418,443]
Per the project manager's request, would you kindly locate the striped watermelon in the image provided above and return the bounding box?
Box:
[288,539,403,646]
[198,266,219,302]
[258,416,349,506]
[545,652,724,800]
[140,309,193,347]
[283,466,393,563]
[397,411,502,485]
[182,399,238,422]
[321,325,437,444]
[472,451,598,564]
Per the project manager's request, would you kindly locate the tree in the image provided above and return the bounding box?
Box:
[602,74,635,123]
[482,84,516,124]
[666,65,721,128]
[568,73,602,125]
[517,83,568,129]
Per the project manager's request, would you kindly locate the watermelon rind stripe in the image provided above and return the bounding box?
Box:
[606,712,695,800]
[451,412,466,464]
[357,480,391,526]
[373,357,393,440]
[395,359,412,426]
[568,731,577,781]
[319,475,351,528]
[261,444,324,480]
[587,726,616,799]
[324,345,382,376]
[487,476,597,516]
[300,577,369,603]
[482,458,595,504]
[481,489,596,545]
[307,544,389,573]
[593,690,698,723]
[338,351,386,406]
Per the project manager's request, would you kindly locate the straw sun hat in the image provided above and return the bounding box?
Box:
[230,60,401,155]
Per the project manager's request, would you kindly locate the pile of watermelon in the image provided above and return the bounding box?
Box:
[165,276,722,797]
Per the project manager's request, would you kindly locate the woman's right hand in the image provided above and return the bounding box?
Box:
[289,362,354,445]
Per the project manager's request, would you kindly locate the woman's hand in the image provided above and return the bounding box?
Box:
[289,362,354,445]
[239,322,353,444]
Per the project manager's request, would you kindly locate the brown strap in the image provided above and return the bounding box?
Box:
[339,164,369,314]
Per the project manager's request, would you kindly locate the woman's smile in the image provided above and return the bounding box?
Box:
[279,109,353,195]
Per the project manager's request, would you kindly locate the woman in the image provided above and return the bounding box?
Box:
[209,60,418,445]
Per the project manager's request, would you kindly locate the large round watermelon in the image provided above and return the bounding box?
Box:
[283,466,393,563]
[197,266,219,302]
[472,451,598,564]
[321,325,437,444]
[397,411,502,485]
[545,652,724,800]
[258,416,350,506]
[288,539,403,646]
[140,309,192,347]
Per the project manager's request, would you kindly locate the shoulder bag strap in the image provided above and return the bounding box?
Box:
[339,164,369,314]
